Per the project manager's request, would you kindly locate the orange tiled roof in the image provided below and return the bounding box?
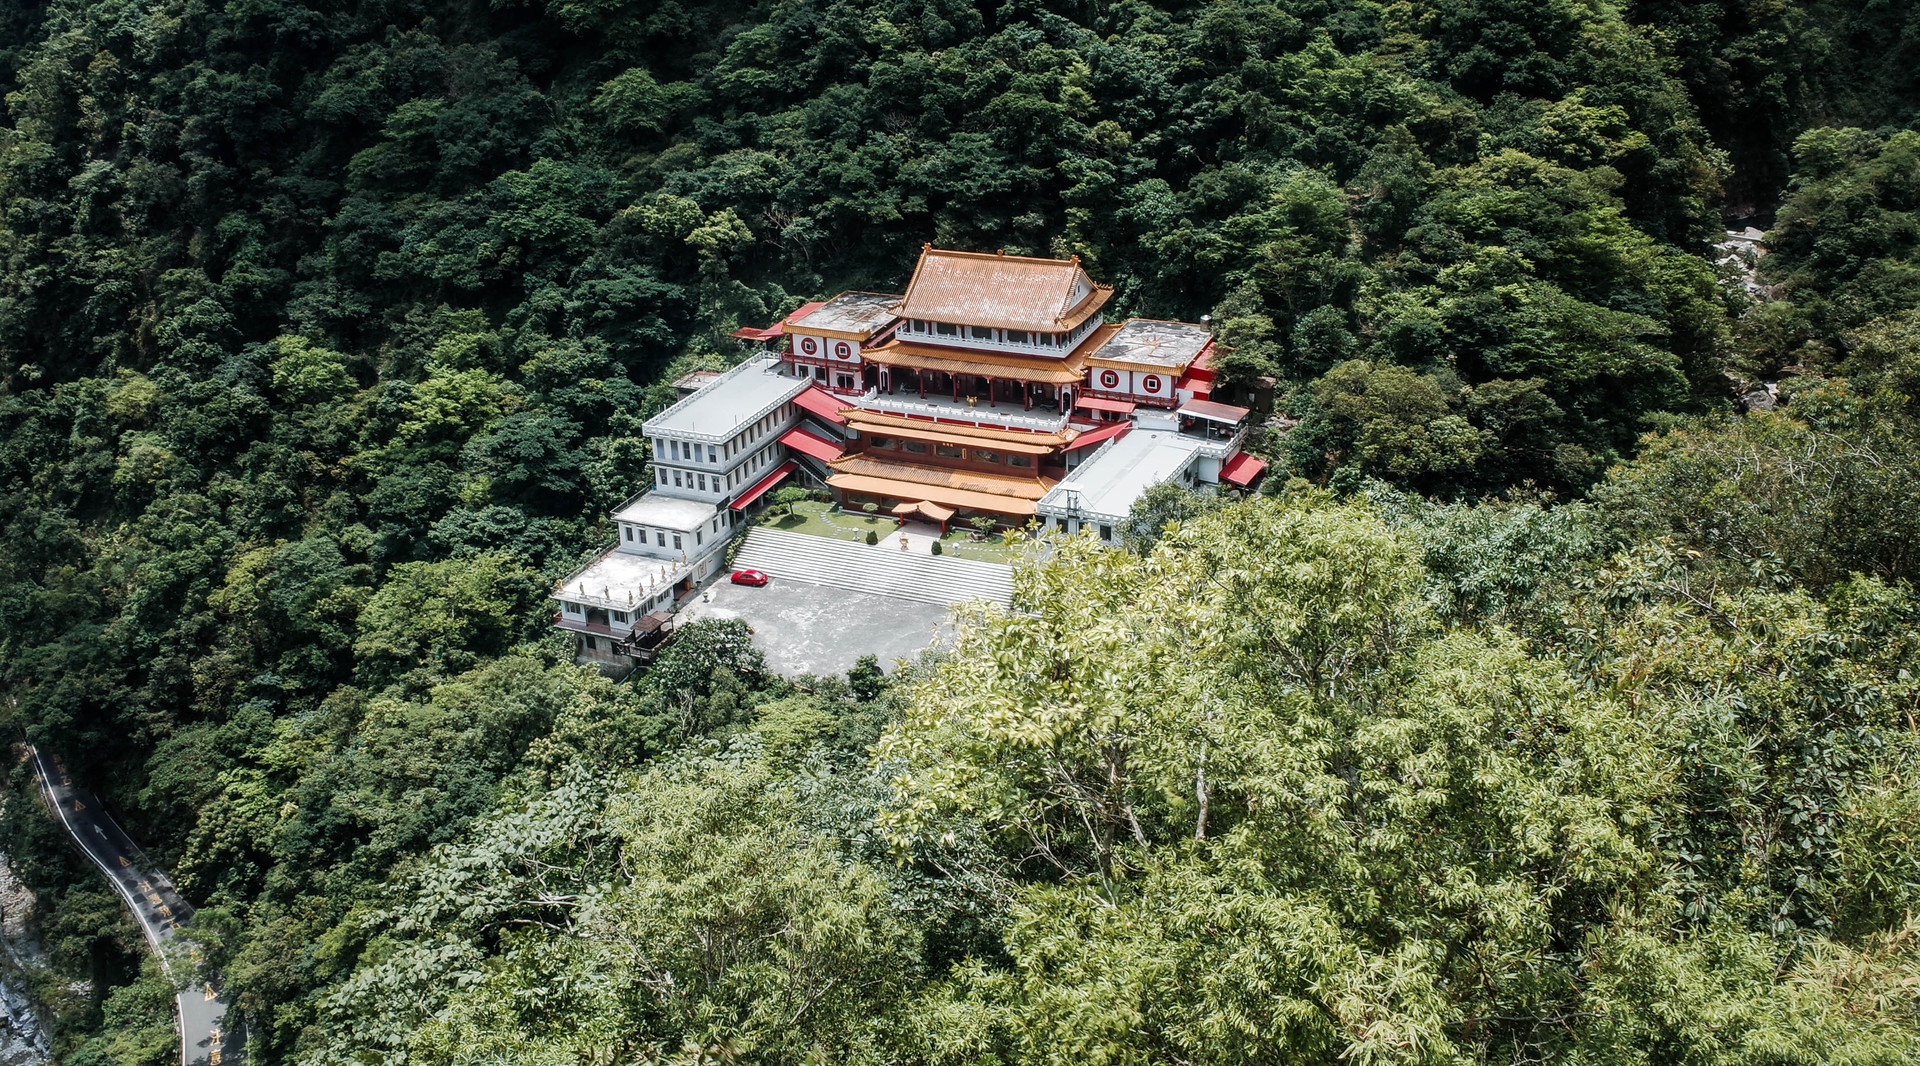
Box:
[845,420,1060,456]
[861,328,1119,384]
[894,246,1113,332]
[843,409,1073,448]
[828,453,1054,500]
[828,473,1041,517]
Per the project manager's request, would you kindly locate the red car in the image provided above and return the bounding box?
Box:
[730,569,770,587]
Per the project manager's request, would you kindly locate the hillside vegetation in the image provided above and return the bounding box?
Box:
[0,0,1917,1062]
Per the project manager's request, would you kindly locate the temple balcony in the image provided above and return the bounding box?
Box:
[852,389,1070,435]
[554,613,625,637]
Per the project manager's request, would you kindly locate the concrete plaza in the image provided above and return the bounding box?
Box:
[677,573,954,678]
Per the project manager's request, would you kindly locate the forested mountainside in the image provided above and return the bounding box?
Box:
[0,0,1918,1062]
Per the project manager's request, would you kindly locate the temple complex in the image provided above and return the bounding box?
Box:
[554,244,1266,671]
[794,246,1256,525]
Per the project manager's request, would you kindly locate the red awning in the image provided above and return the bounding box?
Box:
[779,426,845,463]
[784,301,828,325]
[1065,420,1131,451]
[1221,452,1268,487]
[729,460,798,510]
[1074,395,1136,415]
[1180,398,1250,424]
[792,386,852,425]
[1175,374,1212,400]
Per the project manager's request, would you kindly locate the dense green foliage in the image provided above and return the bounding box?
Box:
[0,0,1917,1060]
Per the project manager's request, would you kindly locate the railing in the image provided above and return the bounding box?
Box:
[854,390,1070,434]
[1188,425,1247,459]
[553,614,626,637]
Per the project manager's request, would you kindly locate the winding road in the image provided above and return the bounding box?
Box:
[28,745,243,1066]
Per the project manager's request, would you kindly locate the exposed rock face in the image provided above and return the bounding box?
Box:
[1742,383,1779,411]
[0,858,51,1066]
[1716,227,1773,301]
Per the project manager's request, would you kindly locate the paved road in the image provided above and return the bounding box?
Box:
[28,746,242,1066]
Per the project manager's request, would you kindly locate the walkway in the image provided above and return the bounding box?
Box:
[729,527,1014,607]
[28,747,242,1066]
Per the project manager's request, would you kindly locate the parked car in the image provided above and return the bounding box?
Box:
[730,569,770,587]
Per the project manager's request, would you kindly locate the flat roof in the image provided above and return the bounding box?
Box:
[1088,318,1211,369]
[610,491,719,530]
[644,354,811,443]
[556,547,686,608]
[790,292,901,336]
[672,370,723,391]
[1038,430,1207,523]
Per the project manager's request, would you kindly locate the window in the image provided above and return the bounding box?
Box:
[911,319,926,332]
[563,602,582,616]
[622,526,633,541]
[836,375,855,389]
[656,531,666,546]
[904,440,929,454]
[936,443,961,458]
[712,517,721,532]
[613,610,629,624]
[934,321,958,336]
[583,635,597,650]
[698,473,707,491]
[658,469,667,485]
[708,445,717,463]
[673,534,682,550]
[670,440,680,459]
[1007,330,1028,344]
[673,471,683,487]
[972,449,1000,463]
[1007,454,1032,468]
[870,436,892,449]
[695,530,703,545]
[970,325,994,340]
[814,366,827,380]
[1100,524,1112,540]
[1039,334,1055,346]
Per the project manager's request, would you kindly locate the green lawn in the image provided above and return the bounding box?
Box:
[754,501,1028,563]
[755,500,894,542]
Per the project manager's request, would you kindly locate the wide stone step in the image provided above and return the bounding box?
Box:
[731,527,1013,607]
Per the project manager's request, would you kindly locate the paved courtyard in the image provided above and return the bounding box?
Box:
[676,574,954,678]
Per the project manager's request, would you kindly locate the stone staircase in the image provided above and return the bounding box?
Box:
[730,527,1014,607]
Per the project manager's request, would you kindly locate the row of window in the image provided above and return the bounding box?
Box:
[654,404,791,469]
[866,435,1034,468]
[658,442,780,494]
[622,512,727,551]
[903,317,1099,349]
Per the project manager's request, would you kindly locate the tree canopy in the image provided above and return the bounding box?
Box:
[1,0,1917,1060]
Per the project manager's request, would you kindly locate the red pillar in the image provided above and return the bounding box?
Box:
[987,377,996,407]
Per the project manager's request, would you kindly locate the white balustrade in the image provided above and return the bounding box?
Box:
[854,390,1069,433]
